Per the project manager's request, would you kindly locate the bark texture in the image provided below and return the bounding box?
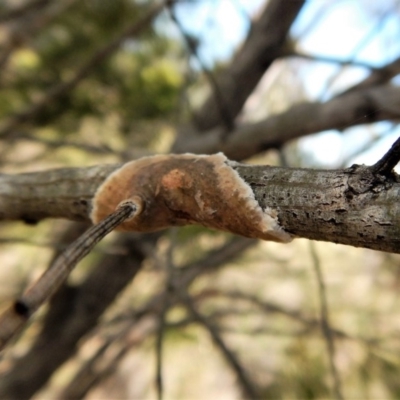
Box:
[1,161,399,253]
[236,164,400,252]
[0,164,120,223]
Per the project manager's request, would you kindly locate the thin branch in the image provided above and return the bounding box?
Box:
[371,135,400,175]
[0,1,167,138]
[155,293,167,400]
[0,202,137,351]
[285,50,375,70]
[102,237,257,332]
[59,316,154,400]
[338,55,400,96]
[59,340,127,400]
[319,6,395,99]
[0,233,155,400]
[155,230,177,400]
[167,6,235,133]
[57,236,254,399]
[196,289,350,340]
[173,84,400,159]
[5,132,115,155]
[176,288,259,400]
[309,241,343,400]
[189,0,305,132]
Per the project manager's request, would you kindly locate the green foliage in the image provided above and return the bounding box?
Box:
[110,47,183,121]
[0,0,183,140]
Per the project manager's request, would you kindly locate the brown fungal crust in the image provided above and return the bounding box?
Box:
[91,153,292,242]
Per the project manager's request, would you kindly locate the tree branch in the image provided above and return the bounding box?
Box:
[371,135,400,175]
[1,148,400,253]
[173,84,400,159]
[284,50,375,69]
[309,242,343,400]
[190,0,305,132]
[0,235,253,399]
[167,6,235,133]
[0,163,120,223]
[0,203,137,351]
[0,232,156,399]
[338,56,400,95]
[176,288,259,399]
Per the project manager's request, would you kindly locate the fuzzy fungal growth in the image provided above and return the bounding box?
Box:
[91,153,292,243]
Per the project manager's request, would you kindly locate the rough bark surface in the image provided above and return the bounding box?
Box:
[0,161,399,253]
[235,164,400,252]
[0,164,120,223]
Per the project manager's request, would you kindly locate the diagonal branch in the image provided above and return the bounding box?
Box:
[0,231,156,399]
[190,0,305,132]
[309,241,343,400]
[0,203,136,351]
[338,55,400,96]
[371,135,400,175]
[167,6,234,133]
[284,50,376,69]
[177,288,259,399]
[155,231,176,400]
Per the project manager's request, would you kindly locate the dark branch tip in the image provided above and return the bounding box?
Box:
[14,300,30,317]
[371,136,400,176]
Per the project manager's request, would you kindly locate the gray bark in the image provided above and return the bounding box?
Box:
[1,161,399,253]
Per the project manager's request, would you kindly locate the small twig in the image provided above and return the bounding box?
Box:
[59,315,153,400]
[166,5,235,134]
[0,202,137,351]
[155,229,177,400]
[7,131,115,155]
[284,50,375,70]
[371,135,400,176]
[339,134,383,168]
[176,287,259,400]
[155,293,168,400]
[338,55,400,96]
[309,241,344,400]
[319,6,393,99]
